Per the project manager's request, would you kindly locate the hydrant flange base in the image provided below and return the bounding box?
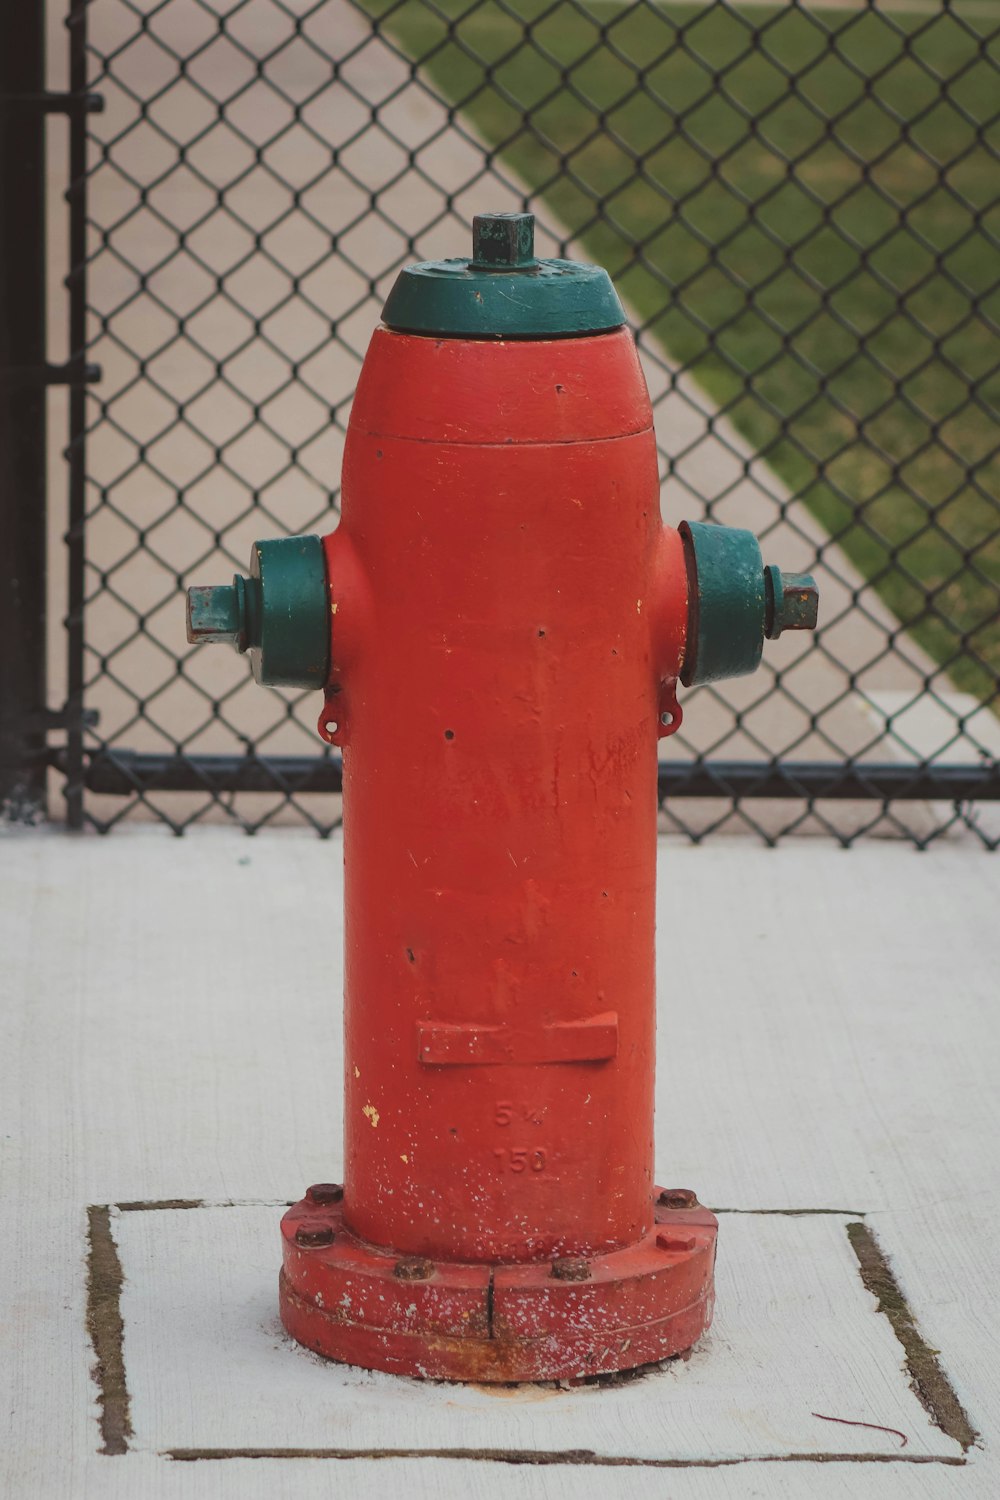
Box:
[279,1192,718,1382]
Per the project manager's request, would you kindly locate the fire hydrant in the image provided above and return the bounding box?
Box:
[187,213,817,1382]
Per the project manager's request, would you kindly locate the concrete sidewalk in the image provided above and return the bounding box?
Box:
[1,826,997,1496]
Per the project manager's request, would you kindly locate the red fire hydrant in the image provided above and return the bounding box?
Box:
[187,213,817,1382]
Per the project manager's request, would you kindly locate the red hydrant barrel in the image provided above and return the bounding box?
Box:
[332,325,684,1264]
[185,212,818,1382]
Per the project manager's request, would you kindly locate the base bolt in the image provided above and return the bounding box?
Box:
[550,1258,592,1281]
[306,1183,344,1205]
[394,1256,433,1280]
[658,1188,699,1210]
[656,1232,697,1253]
[295,1224,335,1248]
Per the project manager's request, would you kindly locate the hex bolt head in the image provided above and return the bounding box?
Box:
[295,1224,335,1248]
[393,1256,434,1281]
[656,1232,697,1254]
[658,1188,699,1210]
[550,1257,592,1281]
[305,1183,344,1205]
[471,211,536,269]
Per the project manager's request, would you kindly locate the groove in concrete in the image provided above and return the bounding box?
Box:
[163,1446,965,1467]
[847,1221,979,1453]
[85,1206,132,1456]
[710,1206,869,1218]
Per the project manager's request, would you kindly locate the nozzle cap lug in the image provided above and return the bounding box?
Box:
[764,565,820,638]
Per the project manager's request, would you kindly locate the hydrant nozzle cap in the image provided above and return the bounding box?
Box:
[680,521,819,686]
[185,535,329,689]
[381,211,625,340]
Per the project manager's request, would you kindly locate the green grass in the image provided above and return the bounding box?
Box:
[364,0,1000,700]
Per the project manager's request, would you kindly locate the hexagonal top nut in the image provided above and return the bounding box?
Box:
[471,211,536,270]
[764,566,819,639]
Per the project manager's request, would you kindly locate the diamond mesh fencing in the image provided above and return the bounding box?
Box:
[64,0,1000,843]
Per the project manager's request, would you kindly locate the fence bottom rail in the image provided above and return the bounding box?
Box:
[54,750,1000,803]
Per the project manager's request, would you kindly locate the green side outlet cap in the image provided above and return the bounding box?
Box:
[381,212,625,340]
[186,534,329,689]
[680,521,818,686]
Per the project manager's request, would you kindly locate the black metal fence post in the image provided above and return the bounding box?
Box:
[64,0,89,830]
[0,3,48,822]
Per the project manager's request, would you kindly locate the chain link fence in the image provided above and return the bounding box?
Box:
[64,0,1000,843]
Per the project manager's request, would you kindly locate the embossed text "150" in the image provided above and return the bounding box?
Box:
[493,1147,546,1173]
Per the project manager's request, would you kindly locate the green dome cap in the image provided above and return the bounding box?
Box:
[381,213,625,340]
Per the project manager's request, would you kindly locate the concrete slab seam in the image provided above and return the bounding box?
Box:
[84,1201,974,1468]
[846,1221,980,1453]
